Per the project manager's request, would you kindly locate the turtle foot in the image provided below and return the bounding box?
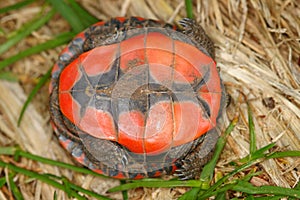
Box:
[174,128,219,180]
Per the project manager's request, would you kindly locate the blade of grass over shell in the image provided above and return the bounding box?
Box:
[0,0,35,14]
[185,0,194,19]
[17,68,52,126]
[0,8,55,55]
[47,0,96,33]
[0,32,75,71]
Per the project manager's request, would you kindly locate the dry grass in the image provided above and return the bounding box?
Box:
[0,0,299,199]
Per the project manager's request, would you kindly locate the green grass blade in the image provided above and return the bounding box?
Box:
[66,0,98,25]
[196,146,299,199]
[47,0,85,33]
[8,174,24,200]
[109,180,200,192]
[179,188,200,200]
[232,181,300,198]
[9,149,107,178]
[178,117,238,199]
[248,104,256,156]
[70,182,112,200]
[185,0,193,19]
[194,117,238,198]
[17,68,52,125]
[246,196,286,200]
[199,159,260,199]
[53,191,58,200]
[294,179,300,190]
[0,71,18,81]
[251,142,276,158]
[0,0,35,14]
[0,176,7,188]
[290,179,300,200]
[197,182,238,200]
[120,180,129,200]
[200,117,238,183]
[214,192,227,200]
[240,143,276,163]
[266,151,300,159]
[0,146,19,155]
[62,177,72,198]
[241,171,261,182]
[0,8,55,55]
[0,160,87,199]
[0,32,75,71]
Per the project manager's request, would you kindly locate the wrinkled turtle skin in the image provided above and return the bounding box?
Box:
[49,17,225,180]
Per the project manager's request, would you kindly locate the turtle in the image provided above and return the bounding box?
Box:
[49,17,225,180]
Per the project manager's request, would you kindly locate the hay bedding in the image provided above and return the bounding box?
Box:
[0,0,299,199]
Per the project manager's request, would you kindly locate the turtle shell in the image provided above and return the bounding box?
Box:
[49,17,224,179]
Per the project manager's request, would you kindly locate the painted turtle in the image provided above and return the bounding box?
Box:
[49,17,224,180]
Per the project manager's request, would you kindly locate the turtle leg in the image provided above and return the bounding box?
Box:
[79,133,130,169]
[80,133,155,179]
[178,18,215,59]
[175,128,219,180]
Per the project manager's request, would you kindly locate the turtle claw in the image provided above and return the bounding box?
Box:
[178,18,194,28]
[174,159,200,180]
[174,167,195,180]
[178,18,194,35]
